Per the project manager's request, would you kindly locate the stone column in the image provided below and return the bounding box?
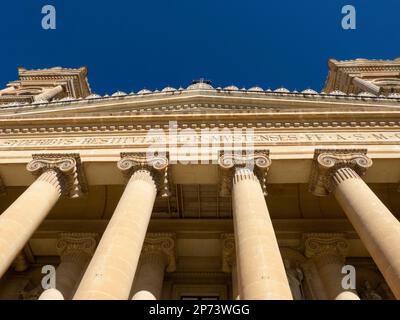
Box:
[0,176,5,196]
[352,77,381,95]
[39,233,97,300]
[309,149,400,299]
[131,233,175,300]
[219,151,292,300]
[221,233,240,300]
[34,85,64,102]
[0,154,85,278]
[73,153,169,300]
[304,233,360,300]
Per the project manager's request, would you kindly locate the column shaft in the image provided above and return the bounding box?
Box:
[352,77,381,95]
[39,253,90,300]
[73,170,157,300]
[56,258,86,299]
[0,170,61,278]
[232,168,292,300]
[39,233,96,300]
[231,262,240,300]
[333,168,400,299]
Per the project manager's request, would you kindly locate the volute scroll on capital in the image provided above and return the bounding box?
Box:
[218,150,271,196]
[26,153,87,198]
[308,149,373,196]
[221,233,236,273]
[56,232,98,258]
[141,233,176,272]
[117,152,170,197]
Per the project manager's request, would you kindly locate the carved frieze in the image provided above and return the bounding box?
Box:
[26,153,87,198]
[308,149,372,196]
[118,152,170,197]
[218,150,271,196]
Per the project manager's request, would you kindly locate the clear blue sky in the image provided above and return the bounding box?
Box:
[0,0,399,94]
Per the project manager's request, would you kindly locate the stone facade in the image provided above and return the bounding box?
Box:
[0,58,400,300]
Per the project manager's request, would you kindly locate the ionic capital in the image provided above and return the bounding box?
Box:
[141,233,176,272]
[221,233,236,273]
[56,233,97,263]
[304,233,349,262]
[218,150,271,196]
[308,149,372,196]
[27,153,87,198]
[117,152,170,197]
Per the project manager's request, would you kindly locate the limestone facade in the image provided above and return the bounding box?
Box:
[0,58,400,300]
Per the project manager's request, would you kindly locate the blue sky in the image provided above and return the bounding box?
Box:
[0,0,399,94]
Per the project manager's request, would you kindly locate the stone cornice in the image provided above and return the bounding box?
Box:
[26,153,88,198]
[141,233,176,272]
[308,149,372,196]
[218,150,271,196]
[117,152,170,197]
[304,233,349,259]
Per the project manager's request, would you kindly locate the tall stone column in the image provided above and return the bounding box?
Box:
[221,233,240,300]
[73,153,169,300]
[304,233,360,300]
[0,154,85,278]
[39,233,97,300]
[219,151,292,300]
[131,233,175,300]
[309,149,400,299]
